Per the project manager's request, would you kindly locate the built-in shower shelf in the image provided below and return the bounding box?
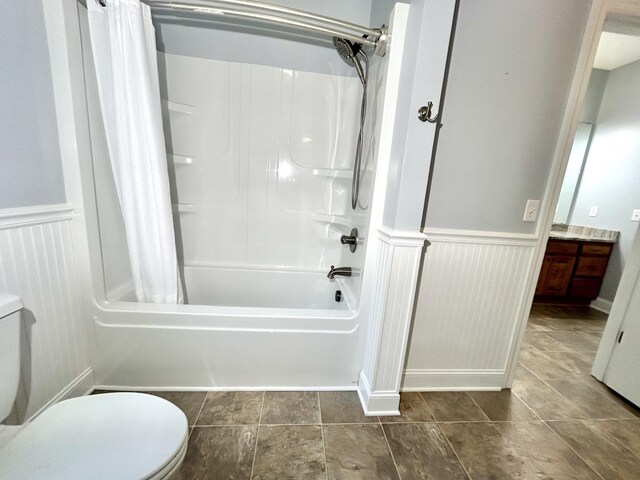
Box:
[172,204,198,213]
[308,213,352,227]
[162,99,194,115]
[312,168,352,179]
[168,154,196,165]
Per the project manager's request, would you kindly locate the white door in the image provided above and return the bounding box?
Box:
[593,231,640,406]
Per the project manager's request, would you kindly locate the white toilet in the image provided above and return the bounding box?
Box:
[0,294,189,479]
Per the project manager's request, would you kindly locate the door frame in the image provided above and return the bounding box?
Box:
[505,0,640,385]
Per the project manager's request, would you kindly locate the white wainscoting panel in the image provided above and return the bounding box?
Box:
[358,226,427,415]
[403,229,536,391]
[0,207,92,420]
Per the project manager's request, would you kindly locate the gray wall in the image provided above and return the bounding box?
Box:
[580,69,609,124]
[0,0,65,209]
[424,0,591,234]
[569,60,640,302]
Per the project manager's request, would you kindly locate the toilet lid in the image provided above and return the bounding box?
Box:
[0,393,188,480]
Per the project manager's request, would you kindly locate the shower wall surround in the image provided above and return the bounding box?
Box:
[72,2,412,391]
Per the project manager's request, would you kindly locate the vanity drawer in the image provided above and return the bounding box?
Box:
[575,257,608,277]
[569,278,602,298]
[546,241,579,255]
[581,243,613,256]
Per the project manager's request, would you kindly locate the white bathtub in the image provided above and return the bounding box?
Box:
[182,265,353,310]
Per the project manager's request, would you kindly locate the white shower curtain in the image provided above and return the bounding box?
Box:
[88,0,183,304]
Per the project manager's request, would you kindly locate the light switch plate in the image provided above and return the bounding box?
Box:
[589,206,599,217]
[523,200,540,222]
[632,209,640,222]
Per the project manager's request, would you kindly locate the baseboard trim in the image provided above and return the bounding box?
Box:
[590,297,613,314]
[401,369,504,391]
[357,370,400,416]
[30,368,94,421]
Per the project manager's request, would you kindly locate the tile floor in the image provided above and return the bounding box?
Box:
[99,305,640,479]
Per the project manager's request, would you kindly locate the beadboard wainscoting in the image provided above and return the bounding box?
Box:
[403,228,538,391]
[358,226,428,415]
[0,205,93,422]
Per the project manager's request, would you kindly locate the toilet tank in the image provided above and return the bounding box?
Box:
[0,294,23,423]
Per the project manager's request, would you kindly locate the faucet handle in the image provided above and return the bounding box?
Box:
[340,228,358,253]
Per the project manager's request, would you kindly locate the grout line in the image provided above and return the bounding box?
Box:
[379,419,403,480]
[249,391,265,480]
[190,392,209,435]
[416,391,437,423]
[318,392,329,480]
[437,422,472,480]
[547,418,640,463]
[539,420,606,480]
[465,391,491,422]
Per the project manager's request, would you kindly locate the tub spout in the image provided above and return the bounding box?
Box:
[327,265,352,279]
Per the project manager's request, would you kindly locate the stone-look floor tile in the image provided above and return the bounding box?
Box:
[547,379,636,419]
[528,314,606,333]
[176,426,256,480]
[545,331,601,352]
[324,424,398,480]
[580,376,640,418]
[493,421,600,479]
[519,348,592,381]
[151,391,206,425]
[548,420,640,479]
[511,366,587,420]
[319,391,378,424]
[595,420,640,456]
[420,392,489,422]
[380,392,435,423]
[260,391,320,425]
[196,391,263,426]
[441,422,531,479]
[523,331,572,352]
[383,423,467,479]
[469,390,538,421]
[252,425,325,480]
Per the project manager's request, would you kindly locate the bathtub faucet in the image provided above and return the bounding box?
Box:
[327,265,352,279]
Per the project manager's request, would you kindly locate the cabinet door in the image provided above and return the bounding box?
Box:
[536,257,552,295]
[539,256,575,296]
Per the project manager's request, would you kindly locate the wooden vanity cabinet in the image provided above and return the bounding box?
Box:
[534,239,614,303]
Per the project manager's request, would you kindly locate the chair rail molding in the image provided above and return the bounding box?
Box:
[0,204,74,231]
[358,225,428,415]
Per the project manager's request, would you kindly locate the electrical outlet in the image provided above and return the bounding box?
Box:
[589,206,599,217]
[632,209,640,222]
[523,200,540,222]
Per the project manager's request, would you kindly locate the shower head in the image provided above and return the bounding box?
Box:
[333,37,366,85]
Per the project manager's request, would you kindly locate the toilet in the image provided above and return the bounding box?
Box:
[0,294,189,479]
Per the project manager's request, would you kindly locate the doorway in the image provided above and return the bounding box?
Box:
[517,10,640,410]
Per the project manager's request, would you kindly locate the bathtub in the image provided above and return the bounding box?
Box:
[181,265,354,311]
[93,264,363,390]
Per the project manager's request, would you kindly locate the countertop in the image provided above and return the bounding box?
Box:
[549,224,619,243]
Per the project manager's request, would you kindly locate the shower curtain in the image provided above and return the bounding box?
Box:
[88,0,183,304]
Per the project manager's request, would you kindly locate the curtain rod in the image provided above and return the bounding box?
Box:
[80,0,386,50]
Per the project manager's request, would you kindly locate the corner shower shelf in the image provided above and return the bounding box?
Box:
[172,204,198,213]
[168,154,196,165]
[311,168,352,179]
[308,213,352,227]
[162,99,195,115]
